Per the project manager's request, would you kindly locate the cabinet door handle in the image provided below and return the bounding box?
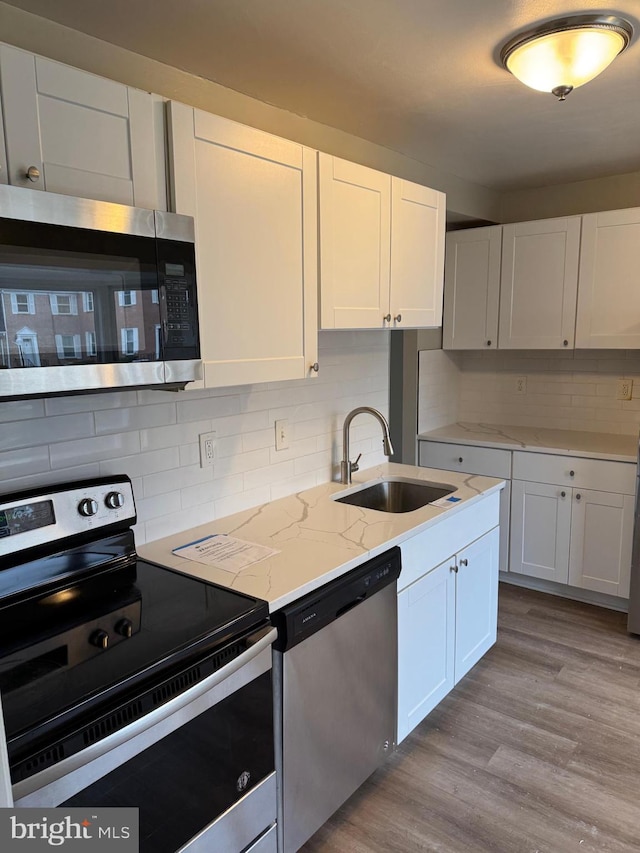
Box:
[486,340,492,346]
[576,493,582,501]
[569,470,575,477]
[560,491,566,498]
[26,165,41,182]
[310,362,319,373]
[450,564,458,573]
[394,314,402,323]
[563,340,569,346]
[458,457,463,463]
[383,314,392,323]
[459,558,468,567]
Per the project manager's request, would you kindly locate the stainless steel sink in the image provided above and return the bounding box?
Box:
[334,478,456,513]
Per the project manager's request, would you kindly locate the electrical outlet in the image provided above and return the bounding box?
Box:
[617,378,633,401]
[199,431,216,468]
[275,419,290,451]
[515,376,527,395]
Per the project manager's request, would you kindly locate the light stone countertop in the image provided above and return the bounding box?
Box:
[418,423,639,463]
[139,462,504,612]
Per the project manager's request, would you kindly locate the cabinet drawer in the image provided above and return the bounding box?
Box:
[419,441,511,479]
[512,451,636,495]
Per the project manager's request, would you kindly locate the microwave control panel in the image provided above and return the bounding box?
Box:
[158,244,200,359]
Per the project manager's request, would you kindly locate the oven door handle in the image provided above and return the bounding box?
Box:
[12,625,277,803]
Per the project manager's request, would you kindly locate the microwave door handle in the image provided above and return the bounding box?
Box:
[159,285,169,347]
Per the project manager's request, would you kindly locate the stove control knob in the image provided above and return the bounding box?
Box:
[115,618,133,639]
[78,498,99,517]
[105,491,125,510]
[90,629,109,650]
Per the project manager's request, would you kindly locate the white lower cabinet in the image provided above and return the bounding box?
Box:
[510,452,635,598]
[419,439,511,575]
[397,495,500,743]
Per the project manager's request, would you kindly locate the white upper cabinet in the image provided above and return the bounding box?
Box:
[0,44,165,209]
[443,225,502,350]
[390,177,445,328]
[319,153,445,330]
[168,102,318,388]
[498,217,581,349]
[576,207,640,348]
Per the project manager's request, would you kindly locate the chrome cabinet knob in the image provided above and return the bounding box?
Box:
[450,564,458,573]
[576,493,582,501]
[105,491,125,509]
[459,558,468,567]
[569,470,575,477]
[383,314,392,323]
[78,498,99,517]
[394,314,402,323]
[310,362,319,373]
[561,491,566,498]
[26,165,41,182]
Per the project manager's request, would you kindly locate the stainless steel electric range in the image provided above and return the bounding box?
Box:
[0,475,277,853]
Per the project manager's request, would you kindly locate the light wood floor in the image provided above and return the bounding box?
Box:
[302,583,640,853]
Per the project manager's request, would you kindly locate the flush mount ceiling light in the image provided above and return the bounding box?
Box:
[500,13,634,100]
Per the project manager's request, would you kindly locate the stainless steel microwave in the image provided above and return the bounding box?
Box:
[0,185,201,399]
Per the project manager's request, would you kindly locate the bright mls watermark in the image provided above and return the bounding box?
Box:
[0,808,138,850]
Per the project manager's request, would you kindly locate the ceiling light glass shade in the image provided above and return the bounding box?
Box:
[500,15,633,99]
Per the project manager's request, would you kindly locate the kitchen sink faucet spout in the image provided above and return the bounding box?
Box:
[341,407,394,484]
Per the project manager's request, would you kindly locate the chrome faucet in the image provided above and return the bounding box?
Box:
[340,407,394,484]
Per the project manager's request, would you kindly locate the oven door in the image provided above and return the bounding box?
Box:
[12,626,277,853]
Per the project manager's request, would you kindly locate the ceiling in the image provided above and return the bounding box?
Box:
[3,0,640,192]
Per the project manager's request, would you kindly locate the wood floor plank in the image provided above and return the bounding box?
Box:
[301,584,640,852]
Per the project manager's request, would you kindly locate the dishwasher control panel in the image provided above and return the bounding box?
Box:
[271,547,401,651]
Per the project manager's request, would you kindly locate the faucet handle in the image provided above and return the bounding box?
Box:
[351,453,362,474]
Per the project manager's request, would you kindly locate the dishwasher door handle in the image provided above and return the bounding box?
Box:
[336,593,366,619]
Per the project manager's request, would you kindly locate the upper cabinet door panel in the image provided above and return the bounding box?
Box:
[576,208,640,348]
[168,102,317,388]
[318,153,391,329]
[498,217,581,349]
[443,225,502,350]
[0,45,164,209]
[390,177,445,328]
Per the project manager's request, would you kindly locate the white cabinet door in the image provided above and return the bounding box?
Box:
[0,44,164,209]
[499,217,581,349]
[454,527,499,683]
[568,488,634,598]
[319,153,391,329]
[576,208,640,348]
[443,225,502,350]
[397,558,455,743]
[510,480,571,583]
[390,177,445,329]
[168,102,318,387]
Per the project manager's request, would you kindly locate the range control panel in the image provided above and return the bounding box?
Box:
[0,476,136,559]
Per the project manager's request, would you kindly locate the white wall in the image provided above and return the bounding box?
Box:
[0,331,390,543]
[418,349,640,437]
[417,349,461,433]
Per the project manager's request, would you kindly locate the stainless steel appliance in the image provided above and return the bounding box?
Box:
[0,185,201,399]
[0,476,277,853]
[627,440,640,633]
[271,548,401,853]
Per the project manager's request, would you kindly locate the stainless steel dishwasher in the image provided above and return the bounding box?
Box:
[271,547,401,853]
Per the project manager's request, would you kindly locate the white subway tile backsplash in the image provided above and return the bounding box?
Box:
[419,348,640,437]
[50,432,141,469]
[1,413,95,452]
[95,402,177,435]
[0,334,390,543]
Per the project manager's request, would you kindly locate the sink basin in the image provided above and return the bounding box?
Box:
[334,478,456,513]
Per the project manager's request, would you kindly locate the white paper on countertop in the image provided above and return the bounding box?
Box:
[172,534,280,574]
